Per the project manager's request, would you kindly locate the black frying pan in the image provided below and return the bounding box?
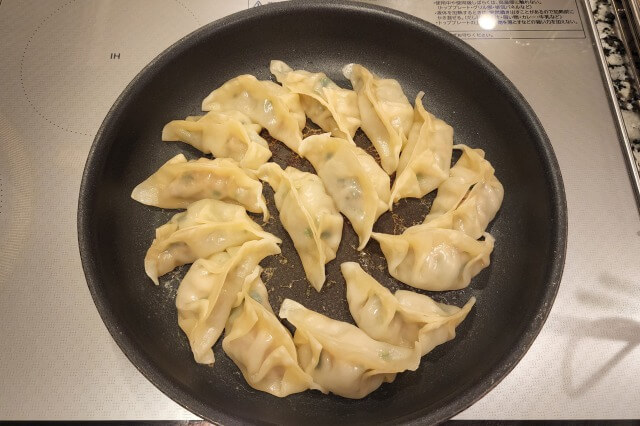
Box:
[77,1,567,424]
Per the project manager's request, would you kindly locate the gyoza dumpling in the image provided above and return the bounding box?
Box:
[421,178,504,239]
[131,154,269,220]
[372,226,494,291]
[258,163,343,291]
[342,64,413,174]
[299,133,390,250]
[341,262,475,355]
[270,60,360,141]
[222,268,323,397]
[144,199,281,285]
[278,299,420,399]
[201,74,305,154]
[446,177,503,238]
[390,92,453,207]
[422,145,495,224]
[162,110,272,170]
[185,109,259,128]
[173,109,263,134]
[176,239,280,364]
[421,146,504,239]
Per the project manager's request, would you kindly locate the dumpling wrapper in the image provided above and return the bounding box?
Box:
[176,238,281,364]
[162,110,272,170]
[222,268,322,397]
[341,262,475,355]
[131,154,269,221]
[390,92,453,208]
[258,163,343,291]
[270,60,360,141]
[299,133,390,250]
[372,226,494,291]
[279,298,421,399]
[201,74,305,154]
[343,63,413,174]
[421,145,504,239]
[144,199,280,285]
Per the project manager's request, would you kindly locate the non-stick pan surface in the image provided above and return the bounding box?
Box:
[78,2,567,424]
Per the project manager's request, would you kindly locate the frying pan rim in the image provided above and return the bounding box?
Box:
[77,1,568,424]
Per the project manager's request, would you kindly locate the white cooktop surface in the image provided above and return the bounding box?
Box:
[0,0,639,420]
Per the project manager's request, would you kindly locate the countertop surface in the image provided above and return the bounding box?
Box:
[0,0,639,421]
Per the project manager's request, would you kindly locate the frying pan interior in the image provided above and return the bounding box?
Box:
[78,2,567,424]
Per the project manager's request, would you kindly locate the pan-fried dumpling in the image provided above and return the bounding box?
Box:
[222,268,322,397]
[278,299,420,399]
[422,145,495,224]
[144,199,280,285]
[390,92,453,207]
[176,239,281,364]
[421,175,504,240]
[201,74,305,154]
[179,109,263,132]
[270,60,360,141]
[162,110,272,170]
[342,63,413,174]
[258,163,343,291]
[299,133,390,250]
[131,154,269,220]
[372,226,494,291]
[341,262,475,355]
[183,110,259,128]
[420,144,504,239]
